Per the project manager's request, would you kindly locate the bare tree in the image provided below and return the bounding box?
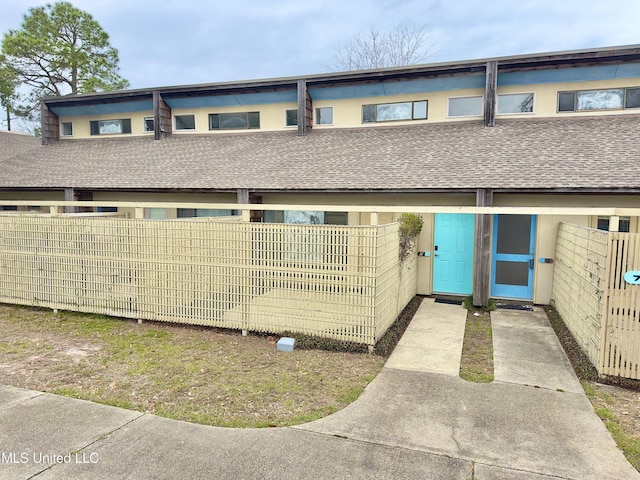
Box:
[332,23,435,71]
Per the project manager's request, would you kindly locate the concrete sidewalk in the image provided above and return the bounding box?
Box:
[305,300,638,479]
[0,299,638,479]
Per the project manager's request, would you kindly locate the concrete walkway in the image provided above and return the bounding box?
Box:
[384,298,467,375]
[492,309,584,393]
[0,299,638,479]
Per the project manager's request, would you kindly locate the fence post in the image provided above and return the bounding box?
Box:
[240,208,251,335]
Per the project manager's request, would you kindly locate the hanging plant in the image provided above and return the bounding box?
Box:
[398,213,423,262]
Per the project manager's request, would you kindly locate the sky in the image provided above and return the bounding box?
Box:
[0,0,639,105]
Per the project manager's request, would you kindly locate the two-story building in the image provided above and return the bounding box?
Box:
[2,44,640,305]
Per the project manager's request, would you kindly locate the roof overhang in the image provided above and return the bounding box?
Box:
[42,44,640,111]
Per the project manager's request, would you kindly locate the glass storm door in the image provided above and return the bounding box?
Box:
[433,214,474,295]
[491,215,536,299]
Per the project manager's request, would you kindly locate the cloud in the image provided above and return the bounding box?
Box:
[1,0,639,91]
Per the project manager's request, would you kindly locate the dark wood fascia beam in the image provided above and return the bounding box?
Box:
[39,47,640,109]
[237,188,264,222]
[153,91,172,140]
[159,82,298,99]
[297,79,311,136]
[44,93,153,109]
[473,188,493,307]
[236,188,250,205]
[64,187,76,214]
[496,50,640,72]
[40,101,60,145]
[484,61,498,127]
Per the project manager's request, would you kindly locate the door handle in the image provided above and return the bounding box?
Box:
[434,245,439,256]
[529,258,534,269]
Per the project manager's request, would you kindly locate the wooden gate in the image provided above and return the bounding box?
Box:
[601,233,640,378]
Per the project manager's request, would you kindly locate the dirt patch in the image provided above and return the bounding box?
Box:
[590,383,640,437]
[0,304,386,427]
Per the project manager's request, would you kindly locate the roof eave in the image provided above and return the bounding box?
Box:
[42,44,640,107]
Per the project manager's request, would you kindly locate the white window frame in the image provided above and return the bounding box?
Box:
[143,116,154,133]
[497,92,535,115]
[60,122,73,136]
[285,108,297,127]
[314,106,334,126]
[174,113,196,131]
[447,95,484,118]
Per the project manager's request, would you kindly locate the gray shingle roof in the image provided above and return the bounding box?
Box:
[1,115,639,192]
[0,130,40,160]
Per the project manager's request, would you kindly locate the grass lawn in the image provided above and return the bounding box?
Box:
[459,310,494,383]
[0,304,385,428]
[2,298,637,472]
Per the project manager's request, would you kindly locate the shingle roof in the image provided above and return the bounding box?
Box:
[0,130,40,160]
[1,115,639,192]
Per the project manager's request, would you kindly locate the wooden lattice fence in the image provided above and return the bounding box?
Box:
[553,223,640,379]
[0,215,416,345]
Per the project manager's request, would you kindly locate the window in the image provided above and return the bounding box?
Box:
[1,206,18,211]
[177,208,234,218]
[497,93,534,114]
[61,122,73,136]
[209,112,260,130]
[315,107,333,125]
[625,87,640,108]
[90,119,132,135]
[362,100,427,123]
[264,210,284,223]
[597,216,631,232]
[147,208,168,219]
[324,211,348,225]
[143,117,154,133]
[557,92,576,112]
[558,87,640,112]
[285,109,298,127]
[448,96,483,117]
[174,114,196,130]
[578,89,623,110]
[264,210,347,225]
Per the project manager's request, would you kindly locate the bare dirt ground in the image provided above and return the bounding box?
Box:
[589,382,640,437]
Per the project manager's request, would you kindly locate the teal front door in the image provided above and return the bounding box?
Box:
[433,214,474,295]
[491,215,536,300]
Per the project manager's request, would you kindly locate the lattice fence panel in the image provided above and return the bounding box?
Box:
[0,215,415,345]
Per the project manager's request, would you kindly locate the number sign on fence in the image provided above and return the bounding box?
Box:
[624,271,640,285]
